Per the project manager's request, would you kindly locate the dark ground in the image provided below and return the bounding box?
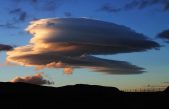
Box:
[0,82,168,108]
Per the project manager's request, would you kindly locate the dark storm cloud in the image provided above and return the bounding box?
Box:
[98,0,169,13]
[158,29,169,42]
[0,44,13,51]
[10,73,53,85]
[7,18,160,74]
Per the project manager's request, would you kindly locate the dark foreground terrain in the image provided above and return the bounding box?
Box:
[0,82,169,108]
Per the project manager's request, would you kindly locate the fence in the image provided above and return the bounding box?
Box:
[121,88,165,92]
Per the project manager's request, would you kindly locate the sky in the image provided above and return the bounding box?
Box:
[0,0,169,90]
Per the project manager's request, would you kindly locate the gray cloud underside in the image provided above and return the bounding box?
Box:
[9,54,144,74]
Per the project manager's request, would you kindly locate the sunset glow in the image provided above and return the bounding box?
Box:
[0,0,169,90]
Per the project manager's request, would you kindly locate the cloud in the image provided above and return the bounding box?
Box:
[64,12,72,17]
[0,22,19,29]
[9,8,27,22]
[64,66,73,74]
[158,29,169,42]
[27,0,65,11]
[163,82,169,84]
[41,0,64,11]
[9,8,22,14]
[30,0,38,4]
[7,18,160,74]
[164,1,169,11]
[0,44,13,51]
[97,3,121,13]
[123,0,161,10]
[98,0,169,13]
[146,84,167,88]
[10,73,53,85]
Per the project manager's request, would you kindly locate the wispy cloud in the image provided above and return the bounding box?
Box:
[9,8,27,22]
[163,81,169,84]
[98,0,169,13]
[0,22,19,29]
[7,18,160,74]
[41,0,64,11]
[97,3,121,13]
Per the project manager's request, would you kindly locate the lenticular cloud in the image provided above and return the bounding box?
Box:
[7,18,160,74]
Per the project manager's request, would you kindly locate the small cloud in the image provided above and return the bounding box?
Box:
[64,66,73,75]
[9,8,22,14]
[64,12,72,17]
[0,22,19,29]
[19,11,27,21]
[35,61,65,70]
[9,8,28,22]
[158,29,169,42]
[162,0,169,11]
[41,0,64,11]
[30,0,38,4]
[97,3,121,13]
[0,44,13,51]
[163,82,169,84]
[10,73,53,85]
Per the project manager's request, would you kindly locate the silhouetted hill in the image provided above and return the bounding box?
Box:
[0,82,168,108]
[0,82,120,96]
[164,86,169,92]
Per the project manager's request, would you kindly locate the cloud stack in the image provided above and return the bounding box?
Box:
[7,18,160,74]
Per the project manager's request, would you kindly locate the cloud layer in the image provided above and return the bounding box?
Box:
[7,18,160,74]
[10,73,53,85]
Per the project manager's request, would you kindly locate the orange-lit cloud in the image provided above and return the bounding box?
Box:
[64,66,73,75]
[7,18,160,74]
[10,73,53,85]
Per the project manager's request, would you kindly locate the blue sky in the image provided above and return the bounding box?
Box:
[0,0,169,90]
